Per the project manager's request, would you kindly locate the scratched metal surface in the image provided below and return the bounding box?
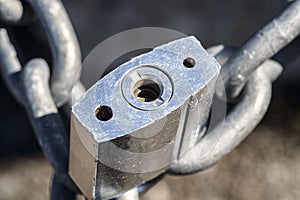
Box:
[0,0,299,199]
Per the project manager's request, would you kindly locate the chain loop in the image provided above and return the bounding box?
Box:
[26,0,82,106]
[0,28,24,103]
[169,47,282,174]
[0,0,23,24]
[0,0,82,197]
[21,58,80,193]
[218,0,300,100]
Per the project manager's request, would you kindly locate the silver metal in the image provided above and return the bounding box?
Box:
[0,0,23,24]
[71,82,86,104]
[69,36,220,199]
[22,59,58,117]
[27,0,82,106]
[0,28,24,103]
[169,48,283,174]
[219,0,300,99]
[0,1,83,197]
[21,58,80,193]
[116,188,140,200]
[0,0,294,199]
[121,66,173,111]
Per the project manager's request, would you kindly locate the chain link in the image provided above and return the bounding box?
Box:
[169,47,283,174]
[219,0,300,100]
[0,0,23,24]
[0,0,83,198]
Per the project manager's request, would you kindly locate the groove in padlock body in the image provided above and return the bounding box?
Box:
[69,36,220,199]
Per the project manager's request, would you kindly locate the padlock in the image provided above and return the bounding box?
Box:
[69,36,220,199]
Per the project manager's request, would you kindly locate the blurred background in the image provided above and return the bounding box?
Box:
[0,0,299,199]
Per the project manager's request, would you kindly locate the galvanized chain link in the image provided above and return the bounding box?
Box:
[169,47,283,174]
[0,0,299,200]
[0,0,84,199]
[0,0,23,24]
[170,0,300,175]
[218,0,300,100]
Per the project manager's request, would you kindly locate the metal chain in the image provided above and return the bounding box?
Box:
[0,0,299,200]
[218,0,300,100]
[0,0,84,198]
[169,47,283,174]
[0,0,23,24]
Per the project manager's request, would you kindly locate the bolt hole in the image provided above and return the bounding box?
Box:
[95,106,113,121]
[183,57,196,68]
[133,79,161,102]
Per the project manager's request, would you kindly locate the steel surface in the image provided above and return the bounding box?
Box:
[69,36,220,199]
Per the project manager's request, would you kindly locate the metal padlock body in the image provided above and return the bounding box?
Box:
[69,36,220,199]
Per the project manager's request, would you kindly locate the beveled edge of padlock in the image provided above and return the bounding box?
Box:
[71,36,221,144]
